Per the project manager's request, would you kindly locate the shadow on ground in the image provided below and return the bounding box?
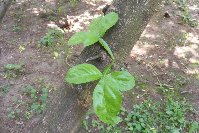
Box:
[125,1,199,121]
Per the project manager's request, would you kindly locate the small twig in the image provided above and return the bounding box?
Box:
[86,54,102,62]
[180,91,192,94]
[155,83,173,88]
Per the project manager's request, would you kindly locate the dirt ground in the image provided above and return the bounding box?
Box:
[127,0,199,119]
[0,0,198,132]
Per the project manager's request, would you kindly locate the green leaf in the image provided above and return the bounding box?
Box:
[189,121,199,133]
[93,78,122,124]
[89,12,119,37]
[101,12,119,30]
[99,38,114,60]
[40,95,47,102]
[106,71,135,91]
[65,63,102,84]
[42,88,48,94]
[31,103,39,111]
[4,64,22,71]
[171,129,180,133]
[30,89,37,99]
[89,16,105,37]
[103,61,114,75]
[68,31,99,46]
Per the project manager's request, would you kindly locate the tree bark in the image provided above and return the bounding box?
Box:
[33,0,162,132]
[0,0,13,23]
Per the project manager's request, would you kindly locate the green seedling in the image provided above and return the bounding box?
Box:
[4,64,22,71]
[40,29,64,47]
[69,0,79,7]
[180,13,198,27]
[13,24,22,32]
[7,107,16,119]
[23,85,49,114]
[23,85,33,92]
[0,84,10,96]
[189,121,199,133]
[68,12,118,60]
[66,12,135,124]
[175,0,198,27]
[30,88,37,99]
[7,107,21,119]
[6,84,49,120]
[3,64,24,78]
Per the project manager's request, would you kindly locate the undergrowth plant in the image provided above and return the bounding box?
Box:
[40,29,64,47]
[13,24,22,32]
[7,84,49,120]
[83,99,199,132]
[69,0,79,6]
[65,12,135,124]
[175,0,198,27]
[0,84,10,96]
[3,64,24,78]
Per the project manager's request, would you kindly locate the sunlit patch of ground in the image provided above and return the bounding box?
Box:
[128,0,199,121]
[0,0,111,132]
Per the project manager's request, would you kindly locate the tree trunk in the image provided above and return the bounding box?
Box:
[33,0,162,132]
[0,0,13,23]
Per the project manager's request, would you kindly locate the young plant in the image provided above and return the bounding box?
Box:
[40,29,64,47]
[23,85,49,114]
[3,64,24,78]
[13,24,22,32]
[83,99,199,132]
[175,0,198,27]
[0,84,10,96]
[68,12,118,60]
[65,12,135,124]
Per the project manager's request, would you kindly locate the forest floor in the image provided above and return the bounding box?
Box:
[0,0,199,132]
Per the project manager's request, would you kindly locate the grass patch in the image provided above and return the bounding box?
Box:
[6,82,49,120]
[39,29,67,58]
[13,24,22,32]
[0,84,10,96]
[175,0,198,27]
[3,64,24,78]
[83,98,198,132]
[39,29,64,47]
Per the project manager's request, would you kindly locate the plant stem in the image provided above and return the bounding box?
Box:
[98,38,115,60]
[103,60,115,75]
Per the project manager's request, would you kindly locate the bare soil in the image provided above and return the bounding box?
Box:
[126,0,199,121]
[0,0,109,132]
[0,0,198,132]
